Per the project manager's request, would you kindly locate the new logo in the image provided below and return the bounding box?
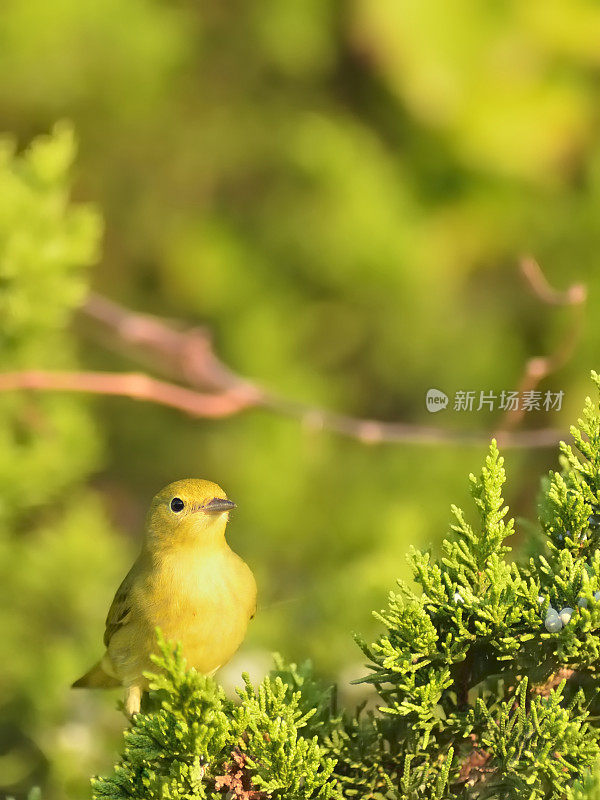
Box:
[426,389,449,413]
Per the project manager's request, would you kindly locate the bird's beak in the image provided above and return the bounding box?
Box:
[203,497,236,514]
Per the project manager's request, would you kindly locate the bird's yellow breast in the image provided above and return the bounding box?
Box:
[109,545,256,685]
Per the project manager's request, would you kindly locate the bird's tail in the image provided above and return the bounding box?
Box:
[72,656,121,689]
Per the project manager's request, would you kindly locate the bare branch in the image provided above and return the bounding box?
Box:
[83,294,249,394]
[0,259,583,449]
[0,368,563,448]
[0,371,254,418]
[520,256,587,307]
[495,258,587,435]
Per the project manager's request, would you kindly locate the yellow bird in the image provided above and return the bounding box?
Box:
[73,479,257,716]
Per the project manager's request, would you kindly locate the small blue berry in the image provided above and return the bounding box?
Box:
[578,597,588,609]
[537,596,545,604]
[545,612,563,633]
[594,591,600,602]
[559,607,573,625]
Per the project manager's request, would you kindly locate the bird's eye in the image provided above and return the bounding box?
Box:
[170,497,185,512]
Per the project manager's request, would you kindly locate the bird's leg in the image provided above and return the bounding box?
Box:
[125,684,142,717]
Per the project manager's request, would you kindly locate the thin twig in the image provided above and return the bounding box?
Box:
[520,256,587,307]
[0,259,583,449]
[0,368,563,448]
[83,294,248,394]
[81,283,572,448]
[0,371,254,418]
[495,257,587,434]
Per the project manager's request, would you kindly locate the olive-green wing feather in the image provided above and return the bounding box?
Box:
[103,565,137,647]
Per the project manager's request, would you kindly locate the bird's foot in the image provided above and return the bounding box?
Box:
[125,684,142,717]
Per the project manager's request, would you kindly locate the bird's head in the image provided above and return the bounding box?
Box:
[145,478,236,551]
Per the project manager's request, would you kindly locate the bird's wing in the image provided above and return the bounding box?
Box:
[103,565,137,647]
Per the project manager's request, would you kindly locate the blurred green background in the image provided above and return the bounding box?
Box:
[1,1,600,797]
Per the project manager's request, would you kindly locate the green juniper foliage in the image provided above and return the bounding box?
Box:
[92,632,341,800]
[95,375,600,800]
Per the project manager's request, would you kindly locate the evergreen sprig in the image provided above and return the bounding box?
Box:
[92,632,342,800]
[470,678,597,799]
